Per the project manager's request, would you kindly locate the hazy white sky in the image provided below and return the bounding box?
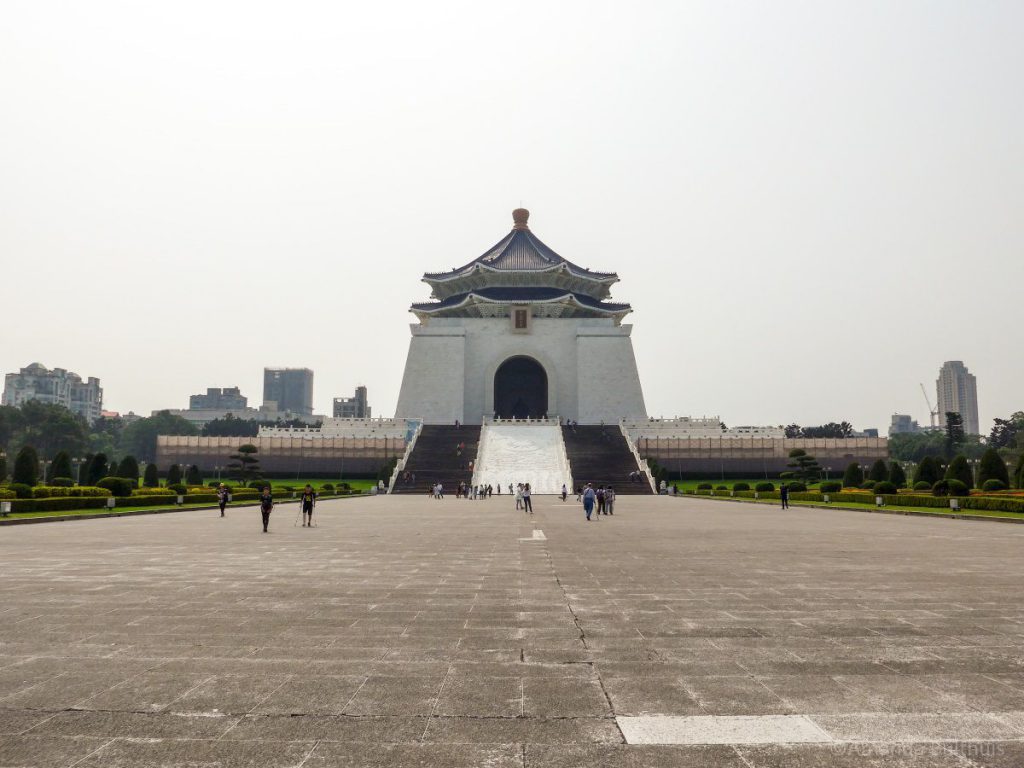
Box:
[2,1,1021,432]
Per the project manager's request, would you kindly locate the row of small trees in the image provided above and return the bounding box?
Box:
[2,444,264,489]
[839,448,1013,492]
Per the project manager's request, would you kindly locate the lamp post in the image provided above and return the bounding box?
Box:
[968,458,979,488]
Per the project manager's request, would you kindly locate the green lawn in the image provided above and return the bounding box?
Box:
[686,493,1024,522]
[0,493,363,522]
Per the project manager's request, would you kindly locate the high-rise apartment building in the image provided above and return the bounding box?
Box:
[2,363,103,423]
[889,414,923,435]
[936,361,979,435]
[333,386,371,418]
[263,368,314,416]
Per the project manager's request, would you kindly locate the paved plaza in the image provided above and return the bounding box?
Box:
[2,495,1024,766]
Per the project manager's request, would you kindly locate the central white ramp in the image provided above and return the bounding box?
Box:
[472,424,572,495]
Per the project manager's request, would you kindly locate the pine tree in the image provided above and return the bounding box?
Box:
[167,463,183,485]
[86,453,109,485]
[842,462,863,488]
[143,463,159,488]
[786,449,821,483]
[13,445,39,486]
[945,454,974,489]
[914,456,942,485]
[51,450,73,481]
[839,462,864,487]
[117,455,140,481]
[185,464,202,485]
[977,448,1010,487]
[868,459,889,483]
[227,444,261,484]
[888,461,907,489]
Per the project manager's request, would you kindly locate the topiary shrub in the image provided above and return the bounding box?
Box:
[913,481,932,491]
[96,477,134,497]
[167,483,187,495]
[860,481,876,490]
[755,482,775,492]
[982,479,1007,492]
[787,482,807,492]
[779,471,795,479]
[873,481,897,494]
[321,483,334,491]
[732,482,750,492]
[50,477,75,487]
[8,483,33,499]
[932,478,969,497]
[820,481,842,493]
[715,485,727,491]
[697,483,713,490]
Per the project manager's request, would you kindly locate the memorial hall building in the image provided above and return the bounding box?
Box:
[395,208,648,425]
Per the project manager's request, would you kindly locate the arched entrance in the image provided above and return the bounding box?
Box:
[494,356,548,419]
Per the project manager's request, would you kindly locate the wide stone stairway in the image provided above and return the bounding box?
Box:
[472,424,573,494]
[561,425,653,494]
[391,425,480,494]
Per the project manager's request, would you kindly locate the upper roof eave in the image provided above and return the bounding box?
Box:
[423,261,618,283]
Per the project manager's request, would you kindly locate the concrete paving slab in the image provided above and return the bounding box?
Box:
[5,493,1024,764]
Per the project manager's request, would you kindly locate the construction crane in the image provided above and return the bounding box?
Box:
[920,383,938,429]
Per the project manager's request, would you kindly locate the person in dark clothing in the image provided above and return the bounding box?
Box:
[596,486,606,515]
[300,484,317,527]
[260,487,274,532]
[780,483,790,509]
[217,483,229,517]
[522,483,533,514]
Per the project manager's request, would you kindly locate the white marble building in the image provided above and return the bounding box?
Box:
[395,209,648,425]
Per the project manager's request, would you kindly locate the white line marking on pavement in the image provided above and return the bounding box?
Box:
[518,529,547,542]
[617,715,834,745]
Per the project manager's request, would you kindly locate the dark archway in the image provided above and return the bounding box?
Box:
[494,356,548,419]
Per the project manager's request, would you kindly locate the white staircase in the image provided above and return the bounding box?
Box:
[472,423,572,495]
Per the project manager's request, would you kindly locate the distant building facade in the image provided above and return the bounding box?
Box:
[936,361,980,435]
[2,363,103,423]
[333,386,371,418]
[263,368,313,416]
[189,387,248,410]
[890,414,923,435]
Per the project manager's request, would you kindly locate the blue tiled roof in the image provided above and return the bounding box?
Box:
[411,287,631,313]
[424,229,616,280]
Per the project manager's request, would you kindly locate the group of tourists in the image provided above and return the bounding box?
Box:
[579,483,615,520]
[514,483,533,513]
[456,482,495,499]
[231,483,317,533]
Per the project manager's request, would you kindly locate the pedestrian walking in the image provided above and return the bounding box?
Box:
[780,483,790,509]
[259,486,274,533]
[561,483,567,502]
[596,486,606,515]
[606,486,615,515]
[300,484,316,527]
[522,483,533,514]
[515,484,523,510]
[217,483,229,517]
[582,483,596,521]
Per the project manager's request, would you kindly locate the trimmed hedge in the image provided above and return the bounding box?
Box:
[134,488,175,496]
[697,483,713,490]
[29,486,112,499]
[755,482,775,492]
[732,482,750,492]
[0,488,15,500]
[50,477,75,487]
[873,481,897,494]
[982,479,1007,492]
[9,483,33,499]
[10,497,110,513]
[819,481,842,493]
[96,477,134,497]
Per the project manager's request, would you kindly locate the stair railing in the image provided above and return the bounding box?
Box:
[387,419,423,494]
[619,421,658,493]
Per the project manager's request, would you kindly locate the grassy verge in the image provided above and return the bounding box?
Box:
[681,493,1024,522]
[0,494,363,522]
[201,478,377,491]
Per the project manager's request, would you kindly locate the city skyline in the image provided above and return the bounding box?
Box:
[1,2,1021,432]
